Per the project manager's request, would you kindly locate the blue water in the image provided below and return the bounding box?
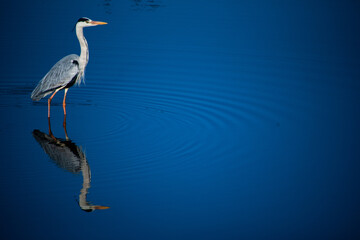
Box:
[1,0,360,239]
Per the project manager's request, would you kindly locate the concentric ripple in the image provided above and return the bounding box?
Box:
[64,46,339,179]
[2,43,347,181]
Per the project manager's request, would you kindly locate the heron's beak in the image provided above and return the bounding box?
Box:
[91,21,108,25]
[93,205,110,210]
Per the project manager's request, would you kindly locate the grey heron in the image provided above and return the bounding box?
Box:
[31,17,107,117]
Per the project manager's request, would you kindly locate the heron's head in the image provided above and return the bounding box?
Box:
[76,17,107,28]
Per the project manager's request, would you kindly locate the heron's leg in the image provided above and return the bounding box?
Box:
[48,117,56,141]
[48,89,60,118]
[48,116,52,136]
[63,88,69,116]
[63,114,69,140]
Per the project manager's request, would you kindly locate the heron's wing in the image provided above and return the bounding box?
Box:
[31,54,80,101]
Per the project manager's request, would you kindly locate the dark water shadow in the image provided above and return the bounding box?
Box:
[131,0,165,11]
[100,0,112,14]
[0,85,34,96]
[32,117,110,212]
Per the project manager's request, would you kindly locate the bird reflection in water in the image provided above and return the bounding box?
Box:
[32,117,109,212]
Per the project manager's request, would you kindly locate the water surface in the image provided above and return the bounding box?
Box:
[1,0,360,239]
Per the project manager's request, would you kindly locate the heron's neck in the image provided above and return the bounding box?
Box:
[76,26,89,70]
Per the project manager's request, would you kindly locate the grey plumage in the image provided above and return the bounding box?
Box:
[31,54,81,101]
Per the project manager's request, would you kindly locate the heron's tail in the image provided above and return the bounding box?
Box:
[31,87,44,101]
[31,84,51,101]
